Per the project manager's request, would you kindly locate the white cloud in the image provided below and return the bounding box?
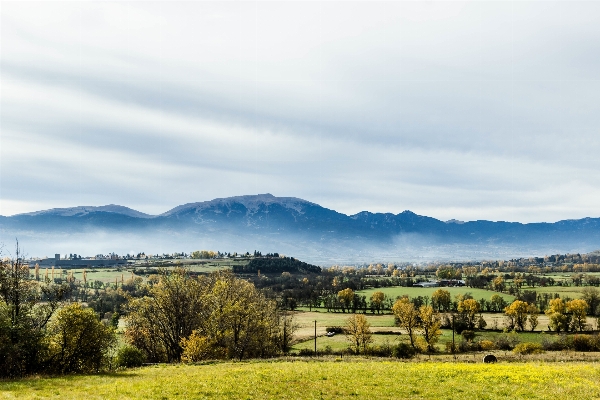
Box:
[1,1,600,222]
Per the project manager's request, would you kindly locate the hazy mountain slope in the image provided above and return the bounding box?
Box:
[1,194,599,262]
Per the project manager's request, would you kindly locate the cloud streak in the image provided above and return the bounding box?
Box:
[1,1,600,223]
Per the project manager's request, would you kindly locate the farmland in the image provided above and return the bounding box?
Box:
[357,286,516,303]
[2,361,599,399]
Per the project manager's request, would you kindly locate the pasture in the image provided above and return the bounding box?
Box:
[357,286,515,302]
[2,361,600,399]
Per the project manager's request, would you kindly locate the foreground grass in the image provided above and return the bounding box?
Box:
[2,360,600,399]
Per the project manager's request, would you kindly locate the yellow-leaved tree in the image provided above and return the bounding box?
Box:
[567,299,589,332]
[345,314,373,354]
[392,297,419,349]
[418,305,441,352]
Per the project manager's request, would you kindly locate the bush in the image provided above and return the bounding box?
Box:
[458,340,481,352]
[513,342,544,355]
[445,342,459,354]
[46,303,116,374]
[115,346,146,368]
[478,340,497,351]
[325,327,344,334]
[298,348,314,356]
[542,334,573,351]
[181,331,225,362]
[494,332,520,350]
[392,343,416,359]
[461,330,475,342]
[367,345,393,357]
[572,334,600,352]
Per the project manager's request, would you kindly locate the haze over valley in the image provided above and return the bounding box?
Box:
[2,194,598,263]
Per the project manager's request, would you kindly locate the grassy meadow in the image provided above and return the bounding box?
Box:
[2,361,600,399]
[357,286,515,302]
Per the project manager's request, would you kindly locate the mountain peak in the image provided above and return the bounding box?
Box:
[16,205,154,219]
[162,194,318,216]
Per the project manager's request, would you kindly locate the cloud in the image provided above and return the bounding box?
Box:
[1,1,599,223]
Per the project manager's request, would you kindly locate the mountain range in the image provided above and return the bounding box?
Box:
[1,194,599,263]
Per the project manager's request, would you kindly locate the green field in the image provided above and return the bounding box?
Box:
[2,361,599,399]
[30,261,235,285]
[358,286,515,302]
[523,285,586,299]
[292,325,557,353]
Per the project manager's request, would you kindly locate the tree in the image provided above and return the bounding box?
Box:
[504,300,529,331]
[567,299,588,332]
[45,303,115,373]
[278,311,298,354]
[370,291,385,314]
[436,266,456,280]
[546,298,569,333]
[457,298,480,330]
[581,287,600,316]
[418,305,441,352]
[345,314,373,354]
[392,298,419,349]
[492,276,505,292]
[125,270,284,362]
[431,289,451,312]
[527,304,539,332]
[490,294,507,312]
[337,288,354,313]
[125,268,205,362]
[0,242,69,377]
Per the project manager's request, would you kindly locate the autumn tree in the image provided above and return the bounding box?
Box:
[125,268,205,362]
[546,298,569,333]
[126,270,285,363]
[418,305,441,352]
[457,298,480,330]
[345,314,373,354]
[492,276,505,292]
[527,304,540,332]
[392,298,419,349]
[431,289,451,312]
[370,291,385,314]
[567,299,589,332]
[504,300,529,331]
[337,288,354,313]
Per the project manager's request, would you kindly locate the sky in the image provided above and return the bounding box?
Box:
[1,1,600,223]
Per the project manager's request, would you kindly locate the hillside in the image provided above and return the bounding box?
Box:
[1,194,599,262]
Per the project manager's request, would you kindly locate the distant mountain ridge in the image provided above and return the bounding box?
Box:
[2,194,599,262]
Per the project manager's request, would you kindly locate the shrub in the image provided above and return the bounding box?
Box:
[325,327,344,334]
[479,340,497,351]
[298,348,314,356]
[461,330,475,342]
[392,343,416,359]
[367,345,393,357]
[445,342,459,353]
[494,332,520,350]
[115,346,146,368]
[46,303,116,374]
[542,334,573,351]
[181,331,225,362]
[513,342,544,355]
[458,340,481,352]
[572,335,598,352]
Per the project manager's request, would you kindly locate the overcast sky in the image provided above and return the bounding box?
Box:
[1,1,599,223]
